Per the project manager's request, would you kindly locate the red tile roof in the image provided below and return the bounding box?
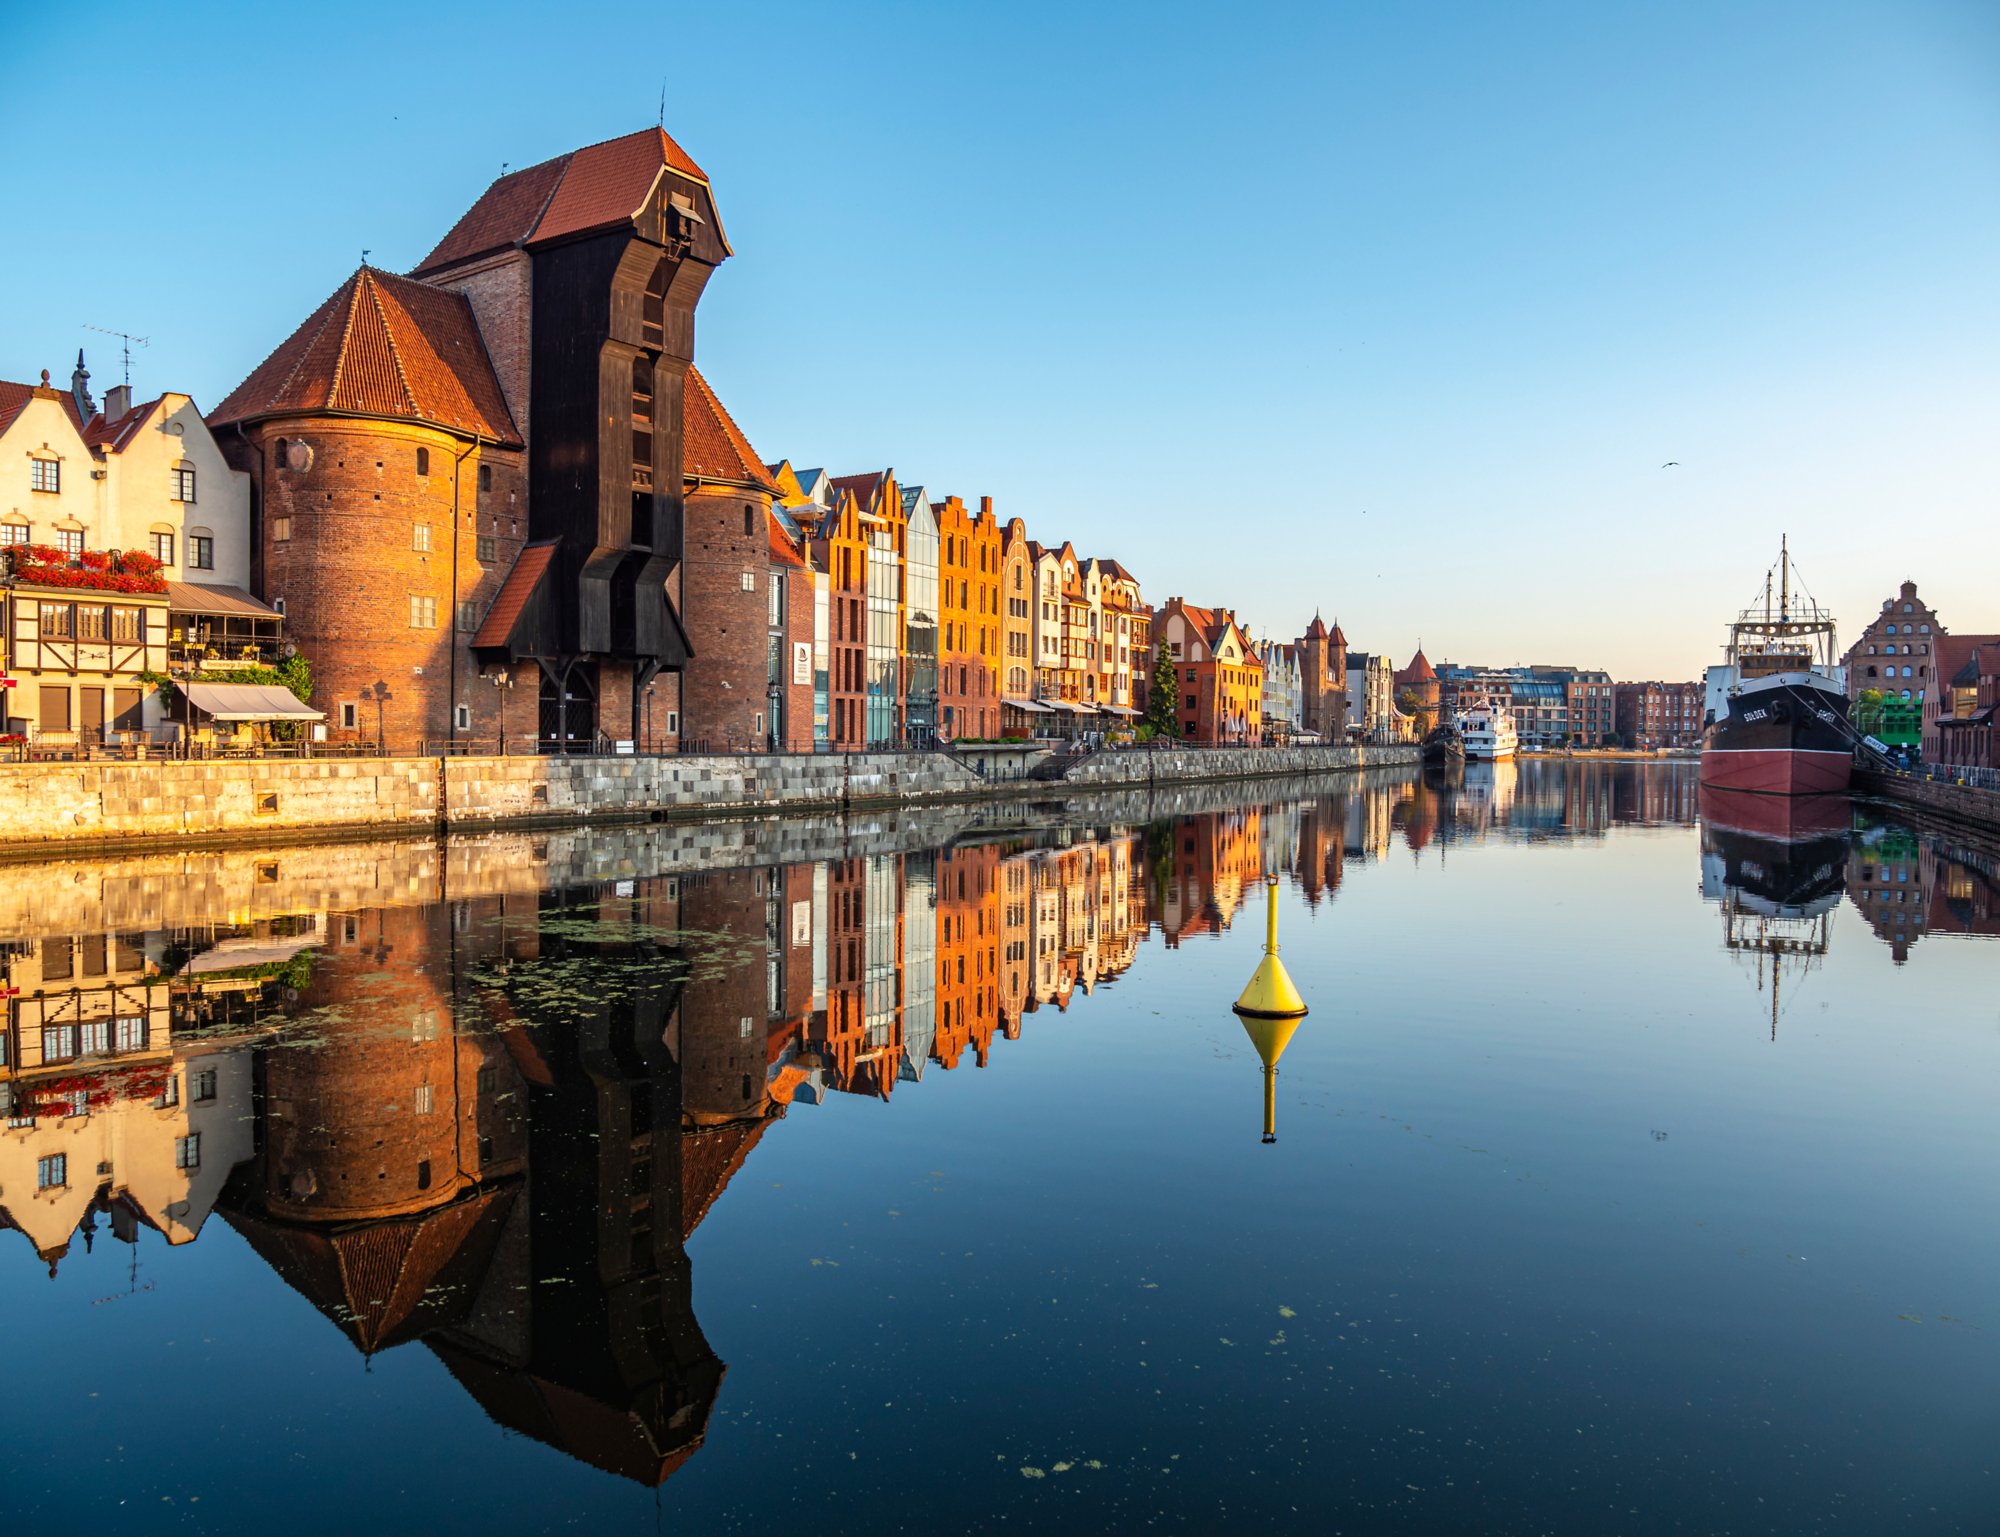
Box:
[1397,647,1437,684]
[768,512,807,569]
[472,540,557,648]
[683,366,778,492]
[82,395,163,453]
[414,128,709,275]
[0,377,84,437]
[209,268,521,445]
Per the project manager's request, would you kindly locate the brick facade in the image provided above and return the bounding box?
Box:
[680,485,776,751]
[938,495,1002,739]
[228,420,528,746]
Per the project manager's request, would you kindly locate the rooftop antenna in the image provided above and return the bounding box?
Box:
[82,325,148,388]
[659,80,666,127]
[361,248,372,268]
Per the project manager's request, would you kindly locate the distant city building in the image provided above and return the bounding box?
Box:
[1296,613,1348,741]
[1614,680,1703,749]
[1151,598,1263,743]
[1256,638,1302,739]
[1437,663,1617,746]
[1344,650,1398,741]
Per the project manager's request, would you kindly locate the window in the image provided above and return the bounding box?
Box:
[413,523,431,552]
[271,516,291,544]
[476,534,495,562]
[55,528,83,557]
[416,1159,432,1190]
[157,1074,180,1109]
[42,1024,78,1062]
[77,605,109,641]
[457,600,479,632]
[189,535,213,569]
[477,463,492,492]
[171,465,197,502]
[454,704,471,731]
[478,1136,493,1165]
[113,1016,147,1054]
[30,458,59,493]
[175,1134,201,1170]
[414,1083,434,1115]
[339,702,358,730]
[415,447,431,477]
[409,595,438,629]
[79,1020,109,1056]
[0,522,24,546]
[38,1154,67,1189]
[143,530,175,565]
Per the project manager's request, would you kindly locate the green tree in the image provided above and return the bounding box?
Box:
[1145,645,1180,737]
[1852,688,1885,738]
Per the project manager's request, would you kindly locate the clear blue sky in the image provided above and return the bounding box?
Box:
[3,0,1994,678]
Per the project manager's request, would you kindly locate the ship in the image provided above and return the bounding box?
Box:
[1699,538,1853,796]
[1455,698,1518,761]
[1419,721,1465,766]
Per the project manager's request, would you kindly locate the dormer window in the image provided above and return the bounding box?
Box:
[30,457,58,494]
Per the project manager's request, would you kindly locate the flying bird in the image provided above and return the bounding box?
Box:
[1661,461,1680,468]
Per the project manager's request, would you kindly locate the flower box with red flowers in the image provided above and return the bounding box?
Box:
[2,544,168,595]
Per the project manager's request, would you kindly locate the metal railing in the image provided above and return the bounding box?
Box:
[1875,761,2000,794]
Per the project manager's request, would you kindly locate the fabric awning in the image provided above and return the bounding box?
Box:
[1009,700,1052,714]
[183,683,324,722]
[184,932,323,976]
[167,582,282,619]
[1102,705,1139,716]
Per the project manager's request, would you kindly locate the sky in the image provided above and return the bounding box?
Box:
[2,0,1994,678]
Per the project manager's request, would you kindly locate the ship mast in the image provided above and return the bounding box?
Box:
[1779,533,1790,624]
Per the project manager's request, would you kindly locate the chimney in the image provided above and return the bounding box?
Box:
[103,383,132,422]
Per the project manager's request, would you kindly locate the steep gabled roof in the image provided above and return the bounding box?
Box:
[768,510,807,569]
[413,127,714,276]
[82,395,165,453]
[0,376,84,437]
[829,470,890,515]
[210,268,521,445]
[682,366,778,492]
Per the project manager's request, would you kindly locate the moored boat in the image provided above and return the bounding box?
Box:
[1699,538,1853,797]
[1456,700,1518,761]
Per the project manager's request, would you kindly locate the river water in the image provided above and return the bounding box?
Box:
[0,761,1992,1534]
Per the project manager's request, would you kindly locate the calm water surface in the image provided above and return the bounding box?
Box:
[0,762,1993,1534]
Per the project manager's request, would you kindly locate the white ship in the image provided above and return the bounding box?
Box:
[1455,701,1518,761]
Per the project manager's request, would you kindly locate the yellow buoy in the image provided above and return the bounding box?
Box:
[1233,874,1308,1143]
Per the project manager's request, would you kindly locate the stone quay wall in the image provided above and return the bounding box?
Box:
[1058,743,1418,786]
[0,744,1418,851]
[1854,769,2000,833]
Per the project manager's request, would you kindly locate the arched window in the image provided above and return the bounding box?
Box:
[273,436,288,468]
[415,446,430,477]
[744,505,754,537]
[1920,623,1931,634]
[1866,666,1877,678]
[1900,688,1912,699]
[1903,602,1913,612]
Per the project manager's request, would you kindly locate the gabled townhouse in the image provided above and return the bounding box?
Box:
[901,486,940,745]
[937,494,1001,739]
[1151,598,1264,744]
[1,359,265,743]
[828,471,904,746]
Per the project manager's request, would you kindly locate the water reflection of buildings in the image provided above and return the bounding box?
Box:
[0,918,303,1275]
[1847,820,2000,964]
[15,764,1992,1490]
